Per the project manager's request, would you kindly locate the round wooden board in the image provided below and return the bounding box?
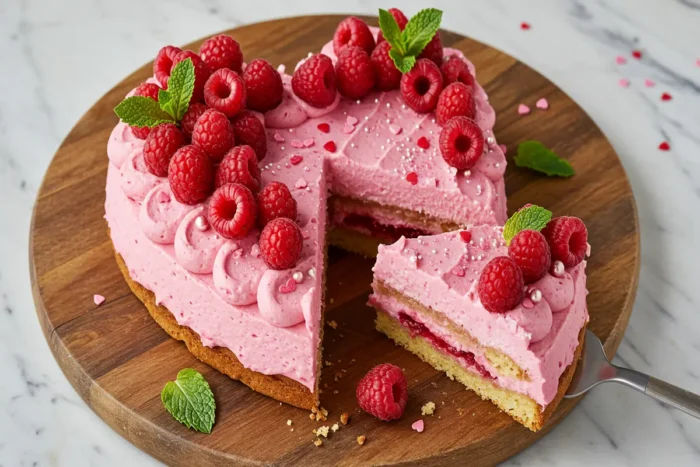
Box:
[30,15,639,467]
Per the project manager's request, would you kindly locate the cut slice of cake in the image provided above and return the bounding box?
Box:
[369,210,589,431]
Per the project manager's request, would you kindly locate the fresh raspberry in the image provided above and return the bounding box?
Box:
[180,103,208,139]
[153,45,182,87]
[439,116,484,169]
[356,363,408,421]
[400,59,443,112]
[418,33,443,66]
[191,109,235,162]
[143,123,185,177]
[208,183,256,239]
[172,50,211,103]
[257,181,297,226]
[291,54,337,108]
[199,34,243,73]
[371,41,402,91]
[259,218,304,270]
[203,68,246,118]
[541,216,588,267]
[477,256,525,313]
[435,82,476,126]
[168,145,215,205]
[216,145,261,193]
[333,16,375,56]
[230,111,267,161]
[508,230,551,284]
[335,46,375,99]
[376,8,408,44]
[441,56,475,87]
[243,59,283,112]
[130,82,162,139]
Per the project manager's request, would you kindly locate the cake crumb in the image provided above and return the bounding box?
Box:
[287,419,293,426]
[333,390,339,395]
[314,439,323,447]
[340,413,350,425]
[324,361,333,367]
[430,382,438,388]
[330,298,335,304]
[357,435,366,446]
[327,320,338,329]
[421,401,436,416]
[457,408,466,417]
[314,426,330,438]
[331,423,340,432]
[309,413,316,420]
[290,428,294,432]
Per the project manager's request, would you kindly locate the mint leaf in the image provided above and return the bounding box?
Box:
[161,368,215,434]
[158,58,195,121]
[402,8,442,57]
[514,141,576,177]
[503,205,553,245]
[389,49,416,74]
[114,96,175,128]
[378,9,405,54]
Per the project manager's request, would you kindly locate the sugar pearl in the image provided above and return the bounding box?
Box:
[530,288,542,303]
[552,260,565,277]
[292,271,304,283]
[194,216,209,231]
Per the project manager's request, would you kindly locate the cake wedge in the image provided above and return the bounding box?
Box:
[369,208,590,431]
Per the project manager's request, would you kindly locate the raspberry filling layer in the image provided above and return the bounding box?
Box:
[398,312,494,379]
[341,213,429,241]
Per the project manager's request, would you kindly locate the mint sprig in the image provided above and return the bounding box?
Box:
[114,58,196,127]
[514,141,576,177]
[161,368,216,434]
[503,205,552,245]
[378,8,443,73]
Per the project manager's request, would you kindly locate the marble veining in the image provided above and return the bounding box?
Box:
[1,0,699,465]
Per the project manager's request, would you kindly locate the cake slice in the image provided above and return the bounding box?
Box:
[370,211,589,431]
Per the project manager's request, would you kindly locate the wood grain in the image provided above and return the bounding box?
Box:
[29,15,640,466]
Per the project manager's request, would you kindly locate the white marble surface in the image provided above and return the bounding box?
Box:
[2,0,699,465]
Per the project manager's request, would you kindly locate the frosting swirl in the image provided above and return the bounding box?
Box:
[119,148,161,202]
[213,238,265,305]
[174,207,226,274]
[139,184,192,244]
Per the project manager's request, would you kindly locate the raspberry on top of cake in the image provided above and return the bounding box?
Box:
[370,205,590,431]
[106,8,510,410]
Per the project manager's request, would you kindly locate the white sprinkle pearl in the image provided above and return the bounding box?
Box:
[292,271,304,283]
[308,267,316,278]
[194,216,209,231]
[552,260,565,277]
[487,136,495,145]
[530,288,542,303]
[409,255,417,263]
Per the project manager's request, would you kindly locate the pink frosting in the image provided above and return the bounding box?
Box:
[371,226,589,407]
[105,32,508,391]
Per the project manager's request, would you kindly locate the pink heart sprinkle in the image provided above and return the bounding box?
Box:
[156,190,170,203]
[499,144,508,155]
[535,98,549,110]
[615,55,627,65]
[302,230,310,239]
[389,124,403,135]
[451,266,465,277]
[643,78,655,88]
[273,132,285,142]
[232,248,243,258]
[290,139,304,148]
[343,123,355,134]
[93,294,105,306]
[303,138,315,148]
[295,178,307,189]
[696,59,700,68]
[412,420,425,433]
[279,278,297,294]
[250,244,261,257]
[522,298,534,309]
[618,78,630,88]
[290,154,303,165]
[517,104,530,115]
[346,116,358,125]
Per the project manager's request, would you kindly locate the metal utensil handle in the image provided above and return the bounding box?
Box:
[645,377,700,419]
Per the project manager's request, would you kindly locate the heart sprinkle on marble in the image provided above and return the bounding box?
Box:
[661,92,672,101]
[644,79,656,88]
[94,294,105,306]
[411,420,425,433]
[273,131,285,142]
[323,141,337,153]
[346,115,359,126]
[618,78,630,88]
[156,190,170,203]
[406,172,418,185]
[289,154,303,165]
[615,55,627,65]
[279,277,297,294]
[632,50,642,59]
[389,124,403,135]
[317,123,330,133]
[343,123,355,134]
[290,139,304,148]
[658,141,670,151]
[295,178,308,189]
[303,138,315,148]
[535,98,549,110]
[520,22,531,30]
[517,104,531,115]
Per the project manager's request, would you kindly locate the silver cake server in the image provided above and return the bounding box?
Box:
[565,329,700,419]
